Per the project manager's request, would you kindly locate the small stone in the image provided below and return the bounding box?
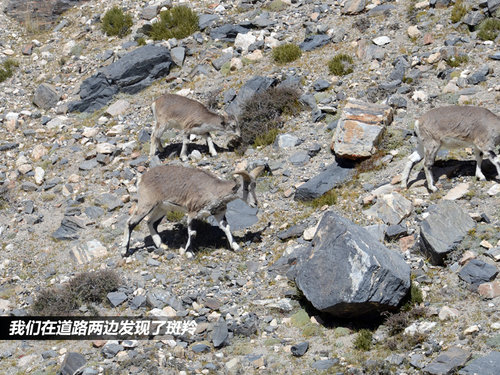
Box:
[464,325,480,335]
[478,281,500,299]
[192,343,210,353]
[212,318,229,348]
[373,36,391,46]
[407,26,421,38]
[291,342,309,357]
[439,306,459,320]
[34,167,45,185]
[427,52,441,64]
[459,251,476,265]
[59,352,86,375]
[107,292,127,307]
[106,99,129,117]
[443,182,469,200]
[481,240,494,249]
[487,183,500,196]
[485,247,500,261]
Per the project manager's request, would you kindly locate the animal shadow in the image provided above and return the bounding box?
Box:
[129,219,263,256]
[406,159,498,187]
[157,142,232,160]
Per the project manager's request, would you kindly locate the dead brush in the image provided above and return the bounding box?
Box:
[236,86,302,153]
[32,270,121,315]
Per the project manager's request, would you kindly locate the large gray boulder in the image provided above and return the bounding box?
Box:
[294,161,355,201]
[419,201,476,265]
[289,210,411,318]
[68,44,172,112]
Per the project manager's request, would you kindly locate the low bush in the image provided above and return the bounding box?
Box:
[446,54,468,67]
[477,18,500,41]
[148,5,199,41]
[0,59,18,83]
[450,0,467,23]
[32,270,121,315]
[354,329,373,351]
[237,86,302,152]
[102,6,133,38]
[328,54,354,76]
[272,43,302,64]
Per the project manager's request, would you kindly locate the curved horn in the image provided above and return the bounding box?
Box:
[249,166,265,179]
[233,170,252,182]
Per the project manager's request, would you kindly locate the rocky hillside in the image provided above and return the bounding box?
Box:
[0,0,500,374]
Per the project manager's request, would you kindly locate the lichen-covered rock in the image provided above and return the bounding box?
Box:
[331,99,393,159]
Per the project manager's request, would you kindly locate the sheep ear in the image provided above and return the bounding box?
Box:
[233,170,252,182]
[249,166,265,180]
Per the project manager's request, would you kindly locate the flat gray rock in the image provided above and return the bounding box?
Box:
[212,318,228,348]
[419,201,476,265]
[459,351,500,375]
[294,161,355,201]
[107,291,127,307]
[59,352,86,375]
[225,199,258,231]
[458,259,498,289]
[423,346,470,374]
[299,34,331,52]
[33,83,60,109]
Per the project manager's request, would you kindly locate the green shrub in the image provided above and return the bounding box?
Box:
[272,43,302,64]
[477,18,500,41]
[450,0,467,23]
[32,270,121,315]
[308,189,338,208]
[446,54,469,67]
[237,86,302,152]
[0,59,18,83]
[148,5,199,41]
[102,6,133,37]
[354,329,373,351]
[254,128,280,147]
[266,0,288,11]
[328,54,354,76]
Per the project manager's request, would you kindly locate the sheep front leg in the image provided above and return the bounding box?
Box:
[214,212,240,251]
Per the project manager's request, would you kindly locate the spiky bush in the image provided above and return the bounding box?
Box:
[450,0,468,23]
[477,18,500,41]
[32,270,121,315]
[237,86,302,151]
[102,6,133,37]
[148,5,199,41]
[328,54,354,76]
[272,43,302,64]
[354,329,373,351]
[446,54,469,67]
[0,59,18,83]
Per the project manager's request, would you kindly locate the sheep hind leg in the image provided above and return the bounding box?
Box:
[206,133,218,157]
[180,215,196,256]
[147,205,167,249]
[423,142,440,192]
[474,147,486,181]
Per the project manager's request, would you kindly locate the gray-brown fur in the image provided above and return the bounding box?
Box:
[150,94,239,161]
[401,106,500,191]
[122,164,264,256]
